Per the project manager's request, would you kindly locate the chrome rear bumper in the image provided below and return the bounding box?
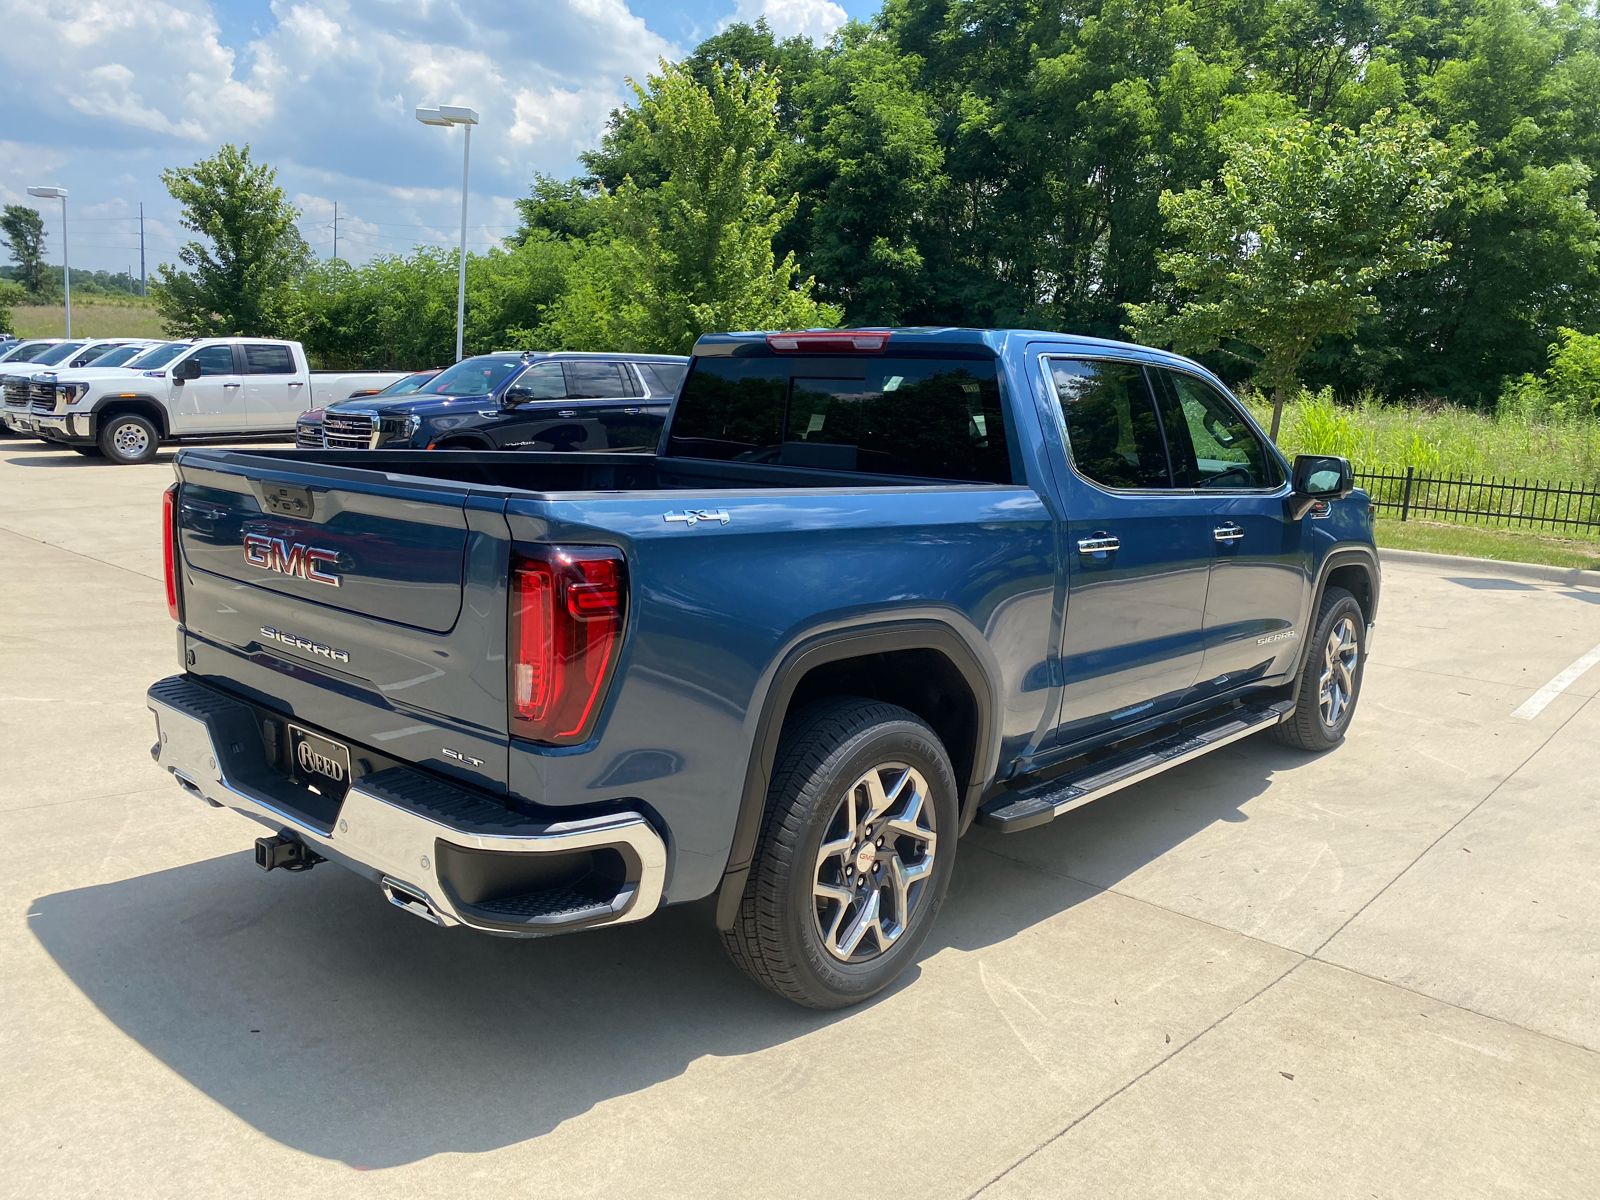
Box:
[146,674,667,935]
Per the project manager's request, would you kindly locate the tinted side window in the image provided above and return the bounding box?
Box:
[193,345,237,376]
[515,362,567,400]
[669,359,788,460]
[782,358,1012,482]
[638,362,687,395]
[72,344,117,367]
[1151,368,1279,489]
[564,361,626,398]
[242,343,295,374]
[1048,359,1170,489]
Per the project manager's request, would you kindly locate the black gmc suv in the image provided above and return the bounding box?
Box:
[294,351,688,452]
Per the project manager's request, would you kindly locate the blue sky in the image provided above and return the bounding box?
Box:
[0,0,880,278]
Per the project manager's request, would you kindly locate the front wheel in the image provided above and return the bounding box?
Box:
[98,413,160,464]
[721,698,959,1009]
[1273,586,1366,751]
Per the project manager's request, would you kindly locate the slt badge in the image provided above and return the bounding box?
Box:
[664,509,731,527]
[244,533,341,586]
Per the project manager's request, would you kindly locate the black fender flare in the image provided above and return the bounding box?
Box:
[89,394,169,438]
[1287,544,1381,702]
[713,617,1001,930]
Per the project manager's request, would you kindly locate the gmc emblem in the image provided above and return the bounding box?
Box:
[243,533,341,587]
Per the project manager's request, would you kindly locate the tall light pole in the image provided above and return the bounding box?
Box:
[26,186,70,337]
[415,104,479,362]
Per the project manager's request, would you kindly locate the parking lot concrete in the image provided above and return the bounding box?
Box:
[1,435,1597,1198]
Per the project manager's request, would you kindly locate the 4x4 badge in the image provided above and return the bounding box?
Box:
[664,509,731,527]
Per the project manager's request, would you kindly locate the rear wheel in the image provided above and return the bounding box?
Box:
[721,698,958,1009]
[98,412,160,464]
[1274,586,1366,751]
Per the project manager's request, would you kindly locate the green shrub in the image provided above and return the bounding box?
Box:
[1250,387,1600,485]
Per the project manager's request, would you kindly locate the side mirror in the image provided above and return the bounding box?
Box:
[501,385,533,407]
[1290,454,1354,518]
[174,357,202,382]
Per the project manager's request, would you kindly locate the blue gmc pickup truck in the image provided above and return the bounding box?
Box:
[146,327,1376,1008]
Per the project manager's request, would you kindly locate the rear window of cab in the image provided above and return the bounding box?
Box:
[669,353,1017,484]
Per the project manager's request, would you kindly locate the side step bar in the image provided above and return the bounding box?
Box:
[977,700,1295,833]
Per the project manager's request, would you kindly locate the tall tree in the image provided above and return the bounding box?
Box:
[151,143,310,337]
[0,279,26,335]
[1,205,49,296]
[544,58,838,352]
[1125,113,1453,437]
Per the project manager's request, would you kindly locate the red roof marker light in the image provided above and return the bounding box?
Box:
[765,331,890,353]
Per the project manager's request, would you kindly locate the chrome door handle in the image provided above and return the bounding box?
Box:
[1214,524,1244,543]
[1077,534,1120,555]
[557,409,578,418]
[287,381,304,387]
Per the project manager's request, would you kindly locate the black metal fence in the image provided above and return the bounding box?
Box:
[1357,467,1600,531]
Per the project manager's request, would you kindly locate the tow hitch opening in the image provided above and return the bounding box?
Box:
[255,834,324,873]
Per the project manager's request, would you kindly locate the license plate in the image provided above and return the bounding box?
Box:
[288,724,352,795]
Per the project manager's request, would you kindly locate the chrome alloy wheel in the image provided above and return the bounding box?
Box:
[812,762,937,962]
[1319,616,1360,727]
[111,421,150,457]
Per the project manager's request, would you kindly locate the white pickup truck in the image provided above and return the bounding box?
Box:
[7,338,405,464]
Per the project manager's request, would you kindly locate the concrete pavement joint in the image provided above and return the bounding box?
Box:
[969,839,1600,1059]
[963,956,1309,1198]
[0,524,163,583]
[1307,691,1593,960]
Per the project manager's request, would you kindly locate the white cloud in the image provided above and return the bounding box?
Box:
[0,0,678,270]
[733,0,848,43]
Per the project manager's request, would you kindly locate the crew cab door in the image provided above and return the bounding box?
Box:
[240,341,303,430]
[486,361,568,449]
[171,344,246,434]
[1041,355,1217,745]
[575,361,665,451]
[491,360,649,451]
[1147,366,1309,688]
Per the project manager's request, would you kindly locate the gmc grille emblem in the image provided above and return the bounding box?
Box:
[244,533,341,586]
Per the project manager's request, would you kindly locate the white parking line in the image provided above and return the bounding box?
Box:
[1512,640,1600,720]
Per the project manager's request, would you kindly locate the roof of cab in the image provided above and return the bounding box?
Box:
[690,327,1201,369]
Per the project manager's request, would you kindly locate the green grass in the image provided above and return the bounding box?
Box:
[1246,390,1600,486]
[11,298,166,340]
[1376,518,1600,570]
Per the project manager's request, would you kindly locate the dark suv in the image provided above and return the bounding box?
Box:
[294,351,688,452]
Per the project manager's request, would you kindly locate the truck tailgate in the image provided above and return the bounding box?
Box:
[172,451,512,797]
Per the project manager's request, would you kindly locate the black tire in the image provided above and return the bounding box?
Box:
[97,412,160,464]
[71,445,103,457]
[1273,586,1366,752]
[721,697,959,1009]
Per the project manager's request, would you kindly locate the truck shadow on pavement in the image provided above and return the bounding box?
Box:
[28,738,1286,1169]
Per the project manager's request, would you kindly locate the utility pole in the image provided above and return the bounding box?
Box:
[333,201,339,262]
[139,203,146,296]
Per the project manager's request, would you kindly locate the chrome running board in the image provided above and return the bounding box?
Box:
[977,700,1295,833]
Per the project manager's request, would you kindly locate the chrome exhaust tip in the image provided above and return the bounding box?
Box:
[381,877,447,925]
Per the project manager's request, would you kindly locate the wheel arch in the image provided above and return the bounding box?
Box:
[713,619,1001,930]
[93,396,169,439]
[430,434,493,451]
[1288,544,1380,703]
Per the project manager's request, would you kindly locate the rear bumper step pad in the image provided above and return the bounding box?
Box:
[977,700,1295,833]
[147,674,667,935]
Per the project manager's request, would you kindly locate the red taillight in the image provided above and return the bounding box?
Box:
[765,330,889,353]
[509,546,626,745]
[162,482,181,622]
